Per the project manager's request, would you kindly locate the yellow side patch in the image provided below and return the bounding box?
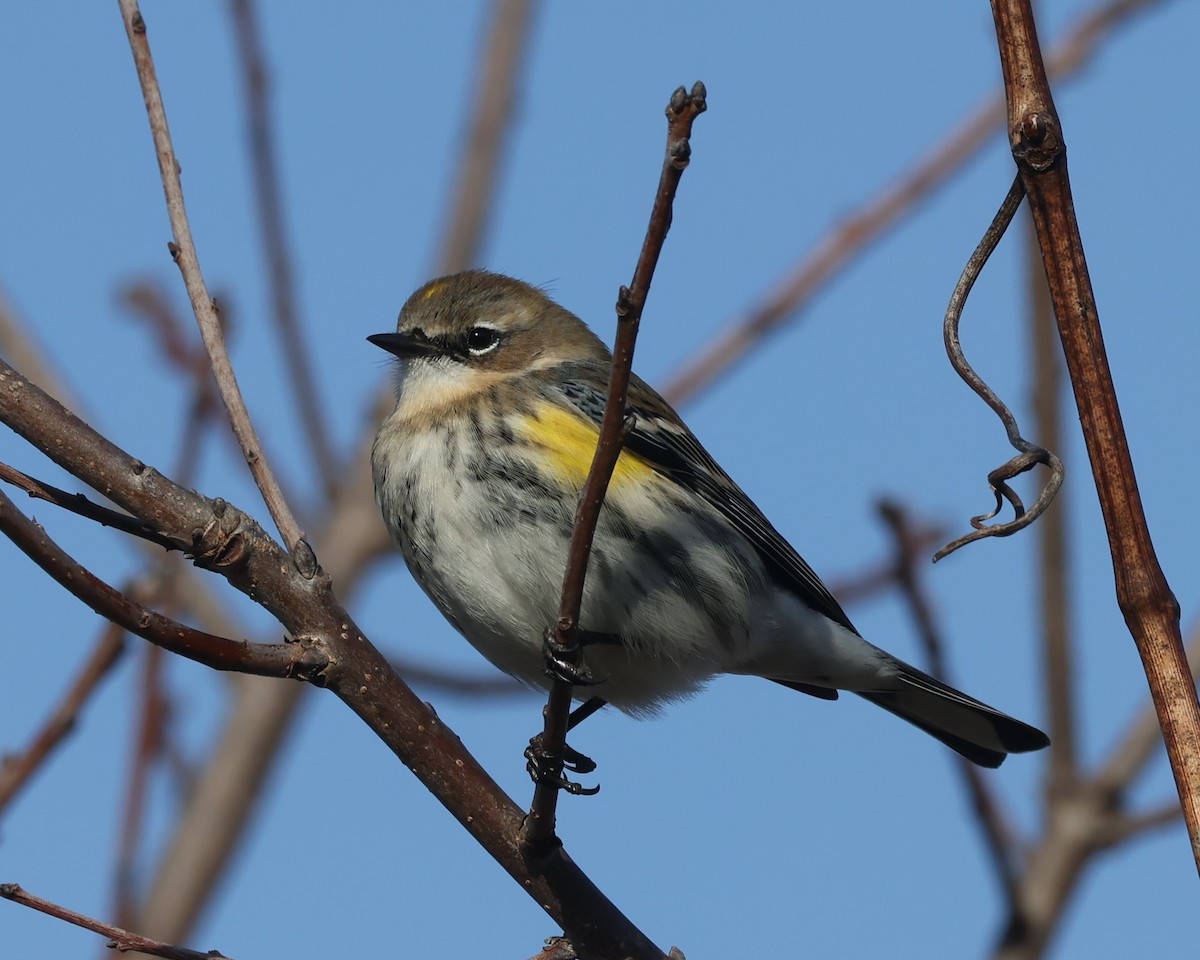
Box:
[517,401,659,489]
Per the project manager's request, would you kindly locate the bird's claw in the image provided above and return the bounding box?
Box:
[542,632,601,686]
[525,735,600,796]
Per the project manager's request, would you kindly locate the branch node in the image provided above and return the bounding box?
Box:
[293,537,318,580]
[1014,112,1062,171]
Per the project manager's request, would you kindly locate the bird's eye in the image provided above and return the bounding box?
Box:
[465,326,501,355]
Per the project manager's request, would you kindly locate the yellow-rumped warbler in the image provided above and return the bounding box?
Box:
[369,270,1049,767]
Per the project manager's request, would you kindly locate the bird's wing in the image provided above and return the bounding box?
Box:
[552,367,858,635]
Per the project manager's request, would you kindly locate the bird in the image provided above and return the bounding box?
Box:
[369,270,1049,769]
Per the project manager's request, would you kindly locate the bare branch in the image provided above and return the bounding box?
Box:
[878,500,1023,903]
[116,0,310,565]
[0,626,126,813]
[523,83,707,854]
[0,354,664,958]
[0,461,181,552]
[934,176,1064,561]
[1094,802,1182,849]
[0,488,306,678]
[0,883,230,960]
[990,0,1200,871]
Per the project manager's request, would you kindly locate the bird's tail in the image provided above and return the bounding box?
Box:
[856,665,1049,768]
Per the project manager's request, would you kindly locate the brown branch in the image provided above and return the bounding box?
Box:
[933,176,1064,561]
[0,625,126,814]
[660,0,1167,408]
[522,83,707,855]
[0,883,230,960]
[0,461,181,552]
[1094,802,1182,849]
[0,488,307,678]
[877,500,1023,904]
[0,356,663,958]
[126,5,540,932]
[114,641,170,929]
[435,0,537,274]
[989,621,1198,960]
[989,0,1200,871]
[228,0,339,498]
[117,0,310,565]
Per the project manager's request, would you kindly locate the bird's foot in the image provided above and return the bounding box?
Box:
[525,734,600,796]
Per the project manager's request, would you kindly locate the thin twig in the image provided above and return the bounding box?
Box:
[435,0,537,274]
[661,0,1166,407]
[990,0,1199,873]
[0,626,126,813]
[878,500,1022,904]
[115,0,539,922]
[522,82,707,854]
[116,0,312,571]
[0,488,308,677]
[934,175,1064,561]
[113,639,169,929]
[0,461,181,552]
[0,883,230,960]
[1094,801,1183,848]
[229,0,339,498]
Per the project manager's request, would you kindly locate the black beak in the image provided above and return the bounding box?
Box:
[367,330,438,358]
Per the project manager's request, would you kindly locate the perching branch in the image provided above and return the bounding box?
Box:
[0,350,665,957]
[934,175,1064,562]
[522,82,707,857]
[988,0,1200,873]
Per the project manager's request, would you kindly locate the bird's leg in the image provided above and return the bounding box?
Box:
[525,696,608,794]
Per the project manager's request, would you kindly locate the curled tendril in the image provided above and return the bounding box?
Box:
[934,175,1065,562]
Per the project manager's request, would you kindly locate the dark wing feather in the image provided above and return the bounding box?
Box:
[553,367,859,636]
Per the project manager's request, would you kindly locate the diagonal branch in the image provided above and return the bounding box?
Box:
[0,351,665,957]
[0,884,229,960]
[120,1,541,941]
[116,0,310,566]
[0,488,306,678]
[878,500,1023,904]
[0,461,181,552]
[522,83,707,856]
[989,0,1200,873]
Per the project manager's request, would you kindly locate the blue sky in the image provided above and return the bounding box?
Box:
[1,2,1197,957]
